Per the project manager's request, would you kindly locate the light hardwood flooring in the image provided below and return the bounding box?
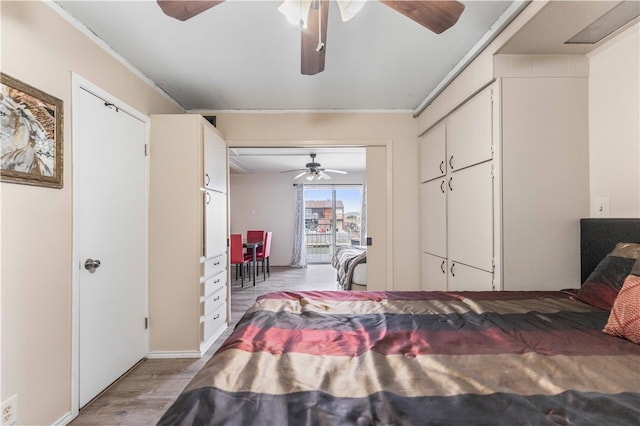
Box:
[69,264,338,425]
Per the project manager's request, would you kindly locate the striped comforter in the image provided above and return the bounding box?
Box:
[158,291,640,425]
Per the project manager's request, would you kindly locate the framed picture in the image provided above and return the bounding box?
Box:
[1,73,63,188]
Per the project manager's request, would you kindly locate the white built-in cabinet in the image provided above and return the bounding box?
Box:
[149,114,229,357]
[420,55,589,291]
[420,87,494,291]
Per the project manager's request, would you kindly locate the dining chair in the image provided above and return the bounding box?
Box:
[246,230,265,256]
[229,234,248,286]
[254,231,272,280]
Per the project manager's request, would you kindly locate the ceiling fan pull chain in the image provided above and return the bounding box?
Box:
[316,0,325,52]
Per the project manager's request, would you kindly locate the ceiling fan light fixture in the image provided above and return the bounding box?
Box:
[278,0,313,28]
[306,171,316,181]
[336,0,367,22]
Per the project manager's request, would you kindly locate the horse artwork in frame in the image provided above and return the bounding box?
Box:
[1,73,63,188]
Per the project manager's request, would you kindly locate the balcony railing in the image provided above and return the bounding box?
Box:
[305,231,354,261]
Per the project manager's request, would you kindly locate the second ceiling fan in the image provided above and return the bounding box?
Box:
[281,153,348,181]
[157,0,466,75]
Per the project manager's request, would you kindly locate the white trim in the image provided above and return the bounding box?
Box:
[71,73,150,420]
[147,351,203,359]
[45,1,183,111]
[53,411,74,426]
[189,109,414,114]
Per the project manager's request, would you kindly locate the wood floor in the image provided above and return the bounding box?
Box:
[69,264,338,425]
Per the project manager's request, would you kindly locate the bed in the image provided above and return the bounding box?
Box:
[158,218,640,425]
[332,245,367,290]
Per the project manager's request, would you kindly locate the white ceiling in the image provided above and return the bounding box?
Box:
[55,0,517,111]
[52,1,639,174]
[229,147,366,174]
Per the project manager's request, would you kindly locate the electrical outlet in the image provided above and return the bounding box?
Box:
[1,394,17,426]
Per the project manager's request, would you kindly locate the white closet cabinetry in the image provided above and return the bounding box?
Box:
[420,86,494,291]
[420,55,590,291]
[150,114,229,357]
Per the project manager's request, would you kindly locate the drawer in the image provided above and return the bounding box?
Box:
[202,302,227,342]
[203,270,227,298]
[203,254,226,279]
[203,285,227,316]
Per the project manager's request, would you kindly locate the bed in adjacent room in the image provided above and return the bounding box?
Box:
[332,245,367,290]
[158,219,640,425]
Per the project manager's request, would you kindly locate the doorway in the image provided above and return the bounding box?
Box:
[71,75,149,411]
[304,185,363,263]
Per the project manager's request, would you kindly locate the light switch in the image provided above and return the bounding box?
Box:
[594,197,610,218]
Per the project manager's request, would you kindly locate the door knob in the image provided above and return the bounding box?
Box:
[84,258,101,271]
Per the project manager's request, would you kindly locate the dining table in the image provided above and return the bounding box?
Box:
[243,240,263,287]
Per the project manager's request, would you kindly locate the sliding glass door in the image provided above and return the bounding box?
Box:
[304,185,363,263]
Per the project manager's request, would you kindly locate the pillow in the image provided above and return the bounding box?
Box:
[573,242,640,310]
[603,270,640,344]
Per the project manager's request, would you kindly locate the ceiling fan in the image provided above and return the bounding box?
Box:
[281,153,348,181]
[156,0,465,75]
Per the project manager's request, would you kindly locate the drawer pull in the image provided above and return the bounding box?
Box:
[439,160,444,174]
[213,314,220,320]
[214,279,220,284]
[214,296,220,302]
[214,261,220,266]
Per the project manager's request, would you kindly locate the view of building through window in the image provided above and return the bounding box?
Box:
[304,186,363,263]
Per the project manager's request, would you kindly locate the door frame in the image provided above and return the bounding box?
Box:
[226,140,393,291]
[70,73,150,416]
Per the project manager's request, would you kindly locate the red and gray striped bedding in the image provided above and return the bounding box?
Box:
[158,291,640,425]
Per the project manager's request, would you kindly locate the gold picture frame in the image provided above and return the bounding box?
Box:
[1,73,63,188]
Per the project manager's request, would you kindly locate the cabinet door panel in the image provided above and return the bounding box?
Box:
[448,262,493,291]
[421,252,447,291]
[204,190,227,259]
[420,180,447,258]
[420,123,446,182]
[447,88,492,171]
[448,162,493,272]
[203,124,227,193]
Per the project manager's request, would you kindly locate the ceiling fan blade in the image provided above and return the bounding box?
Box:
[301,0,329,75]
[280,168,307,173]
[157,0,224,21]
[379,0,465,34]
[318,171,332,180]
[293,171,308,179]
[324,168,348,175]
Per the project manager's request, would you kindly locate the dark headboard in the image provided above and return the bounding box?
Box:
[580,218,640,283]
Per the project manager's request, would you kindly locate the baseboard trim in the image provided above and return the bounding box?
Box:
[54,411,75,426]
[147,351,202,359]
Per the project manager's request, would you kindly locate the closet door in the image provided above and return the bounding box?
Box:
[447,161,493,272]
[448,261,493,291]
[203,124,227,193]
[420,123,446,183]
[204,190,227,259]
[420,179,447,258]
[421,253,447,291]
[447,88,493,171]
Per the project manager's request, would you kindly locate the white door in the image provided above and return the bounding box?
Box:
[420,179,447,258]
[447,161,494,272]
[419,123,446,183]
[447,87,493,171]
[76,88,147,407]
[203,124,227,193]
[421,252,447,291]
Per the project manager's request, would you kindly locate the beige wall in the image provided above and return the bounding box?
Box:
[588,23,640,217]
[216,113,421,290]
[0,2,182,424]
